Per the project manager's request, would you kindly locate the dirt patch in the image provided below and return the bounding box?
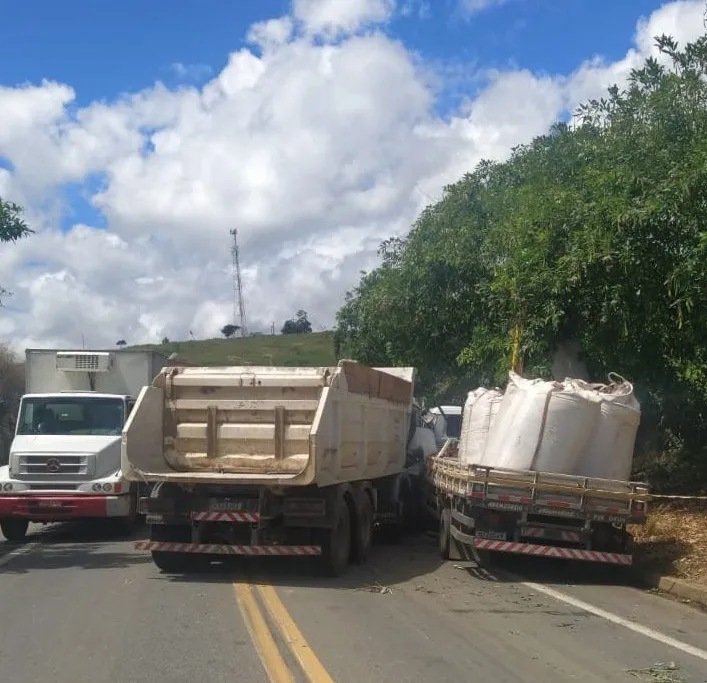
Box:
[629,503,707,585]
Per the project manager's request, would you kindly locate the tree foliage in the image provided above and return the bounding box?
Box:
[282,310,313,335]
[335,31,707,492]
[0,199,33,305]
[221,324,240,338]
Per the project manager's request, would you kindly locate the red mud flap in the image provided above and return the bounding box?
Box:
[135,541,321,556]
[473,539,633,565]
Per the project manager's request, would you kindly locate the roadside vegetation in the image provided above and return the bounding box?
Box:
[335,31,707,582]
[127,331,336,367]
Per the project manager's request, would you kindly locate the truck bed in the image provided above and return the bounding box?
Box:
[122,360,415,487]
[428,440,649,524]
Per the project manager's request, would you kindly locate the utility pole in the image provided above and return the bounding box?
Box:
[230,228,248,338]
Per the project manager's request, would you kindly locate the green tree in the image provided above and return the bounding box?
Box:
[282,310,313,335]
[0,199,33,305]
[221,324,240,338]
[336,29,707,492]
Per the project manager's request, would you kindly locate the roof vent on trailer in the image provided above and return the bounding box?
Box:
[55,351,113,373]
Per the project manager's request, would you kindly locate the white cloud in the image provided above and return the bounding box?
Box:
[292,0,396,37]
[0,0,704,351]
[169,62,214,82]
[459,0,509,16]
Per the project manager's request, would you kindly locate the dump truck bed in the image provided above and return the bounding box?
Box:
[121,361,415,487]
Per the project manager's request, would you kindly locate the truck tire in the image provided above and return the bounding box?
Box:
[319,497,351,577]
[352,494,373,564]
[149,524,210,574]
[1,519,29,543]
[439,508,451,560]
[151,549,209,574]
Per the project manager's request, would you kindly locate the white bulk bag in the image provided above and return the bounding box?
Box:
[532,385,602,474]
[575,399,641,481]
[481,373,560,471]
[459,388,503,466]
[481,372,602,474]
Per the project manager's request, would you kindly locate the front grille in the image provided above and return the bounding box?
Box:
[29,484,79,491]
[18,454,90,476]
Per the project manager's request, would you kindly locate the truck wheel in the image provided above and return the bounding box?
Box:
[439,508,451,560]
[149,524,209,574]
[151,549,209,574]
[319,497,351,577]
[1,519,29,543]
[352,494,373,564]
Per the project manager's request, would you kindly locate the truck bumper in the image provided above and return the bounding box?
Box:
[473,538,633,565]
[0,494,132,520]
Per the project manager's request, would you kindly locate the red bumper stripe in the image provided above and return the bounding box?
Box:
[135,541,322,556]
[473,538,632,565]
[0,495,110,519]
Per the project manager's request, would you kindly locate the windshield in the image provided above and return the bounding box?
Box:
[444,414,462,439]
[17,397,125,436]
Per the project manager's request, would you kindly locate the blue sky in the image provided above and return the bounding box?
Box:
[1,0,671,108]
[0,0,672,232]
[2,0,699,347]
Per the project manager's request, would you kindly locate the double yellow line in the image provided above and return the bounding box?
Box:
[234,581,334,683]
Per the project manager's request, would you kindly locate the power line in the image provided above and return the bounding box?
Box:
[229,228,248,337]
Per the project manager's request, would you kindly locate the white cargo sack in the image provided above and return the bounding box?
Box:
[573,374,641,481]
[481,371,602,474]
[459,388,503,466]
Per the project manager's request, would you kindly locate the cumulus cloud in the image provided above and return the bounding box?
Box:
[0,0,704,350]
[459,0,510,16]
[292,0,396,37]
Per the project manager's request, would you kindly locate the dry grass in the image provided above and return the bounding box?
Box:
[630,503,707,585]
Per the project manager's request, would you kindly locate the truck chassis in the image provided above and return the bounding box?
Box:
[427,440,649,567]
[135,470,420,576]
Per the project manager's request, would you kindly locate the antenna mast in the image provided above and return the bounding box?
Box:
[230,228,248,337]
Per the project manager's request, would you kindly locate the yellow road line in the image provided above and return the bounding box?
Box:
[256,583,335,683]
[233,582,295,683]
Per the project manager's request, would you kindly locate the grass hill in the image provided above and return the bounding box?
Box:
[127,331,337,367]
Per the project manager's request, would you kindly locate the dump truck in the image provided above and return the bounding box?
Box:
[123,361,437,576]
[0,349,168,541]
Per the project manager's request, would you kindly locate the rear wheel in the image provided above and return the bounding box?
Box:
[352,494,373,564]
[149,523,210,574]
[439,508,451,560]
[0,519,29,543]
[319,497,351,577]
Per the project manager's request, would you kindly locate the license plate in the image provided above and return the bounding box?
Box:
[476,530,507,541]
[37,500,65,508]
[208,499,247,511]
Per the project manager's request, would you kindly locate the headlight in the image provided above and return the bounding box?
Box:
[92,483,102,492]
[102,483,112,492]
[2,483,13,492]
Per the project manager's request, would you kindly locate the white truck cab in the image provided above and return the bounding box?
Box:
[0,349,167,542]
[429,405,462,447]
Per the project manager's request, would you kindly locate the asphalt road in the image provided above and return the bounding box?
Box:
[1,523,706,683]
